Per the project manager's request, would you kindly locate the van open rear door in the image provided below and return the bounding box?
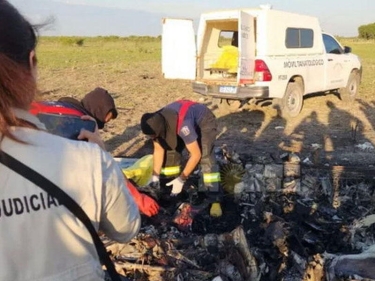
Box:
[162,18,196,80]
[239,11,256,85]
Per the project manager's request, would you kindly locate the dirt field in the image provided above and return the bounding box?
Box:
[33,37,375,281]
[36,38,375,168]
[97,74,375,168]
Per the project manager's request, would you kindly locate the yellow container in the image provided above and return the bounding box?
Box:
[210,202,223,217]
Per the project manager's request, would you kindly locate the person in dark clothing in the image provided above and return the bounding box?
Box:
[30,87,118,129]
[30,88,159,217]
[140,100,223,218]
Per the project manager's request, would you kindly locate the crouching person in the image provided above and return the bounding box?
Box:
[30,87,119,130]
[0,2,140,280]
[140,100,223,219]
[29,89,160,217]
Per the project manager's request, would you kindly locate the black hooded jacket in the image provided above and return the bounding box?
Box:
[58,87,117,129]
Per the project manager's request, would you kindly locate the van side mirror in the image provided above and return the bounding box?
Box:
[344,46,352,53]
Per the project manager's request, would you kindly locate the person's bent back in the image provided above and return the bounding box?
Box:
[0,1,140,280]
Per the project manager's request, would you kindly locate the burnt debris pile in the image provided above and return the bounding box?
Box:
[103,146,375,281]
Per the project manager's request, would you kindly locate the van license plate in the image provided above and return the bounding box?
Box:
[219,86,237,94]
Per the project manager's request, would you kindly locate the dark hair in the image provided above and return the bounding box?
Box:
[0,0,38,142]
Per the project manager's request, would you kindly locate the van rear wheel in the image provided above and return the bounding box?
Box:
[340,71,360,103]
[280,81,304,118]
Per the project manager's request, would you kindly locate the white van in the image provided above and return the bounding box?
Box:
[161,6,362,117]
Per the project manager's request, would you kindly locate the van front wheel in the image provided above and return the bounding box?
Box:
[280,81,304,118]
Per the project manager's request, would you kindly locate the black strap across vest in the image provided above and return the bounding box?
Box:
[0,150,121,281]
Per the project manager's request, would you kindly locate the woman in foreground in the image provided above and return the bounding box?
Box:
[0,1,141,280]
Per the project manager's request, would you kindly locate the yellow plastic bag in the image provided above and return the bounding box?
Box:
[210,45,239,73]
[122,154,153,186]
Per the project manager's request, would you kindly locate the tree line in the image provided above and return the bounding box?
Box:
[358,23,375,39]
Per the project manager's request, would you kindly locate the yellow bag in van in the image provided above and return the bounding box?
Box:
[122,154,153,186]
[210,45,239,73]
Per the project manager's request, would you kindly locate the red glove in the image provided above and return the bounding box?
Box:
[125,178,160,217]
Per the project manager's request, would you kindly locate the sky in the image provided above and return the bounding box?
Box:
[8,0,374,37]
